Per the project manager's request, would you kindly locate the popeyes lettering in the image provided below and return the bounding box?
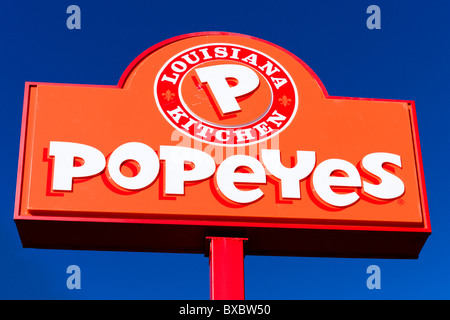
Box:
[49,141,404,207]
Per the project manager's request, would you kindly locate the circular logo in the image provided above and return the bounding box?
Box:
[154,43,297,146]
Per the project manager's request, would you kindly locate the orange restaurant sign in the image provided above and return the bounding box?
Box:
[14,32,430,258]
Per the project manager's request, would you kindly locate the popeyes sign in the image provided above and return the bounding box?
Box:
[15,32,430,258]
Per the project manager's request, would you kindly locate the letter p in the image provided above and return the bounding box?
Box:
[195,64,259,115]
[49,141,106,191]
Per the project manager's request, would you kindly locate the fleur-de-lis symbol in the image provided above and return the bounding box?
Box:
[278,95,291,107]
[162,89,175,101]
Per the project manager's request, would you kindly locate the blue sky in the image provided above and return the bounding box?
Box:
[1,0,449,299]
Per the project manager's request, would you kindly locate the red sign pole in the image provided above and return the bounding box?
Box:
[207,237,247,300]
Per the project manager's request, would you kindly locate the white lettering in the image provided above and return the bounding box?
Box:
[160,146,216,195]
[198,48,212,60]
[230,48,241,59]
[312,159,362,207]
[271,77,288,89]
[214,47,228,58]
[181,118,197,131]
[166,105,188,123]
[362,152,405,199]
[49,141,105,191]
[181,52,200,64]
[216,155,266,203]
[196,123,215,138]
[253,122,273,137]
[258,61,280,76]
[262,150,316,199]
[215,129,230,142]
[161,73,180,85]
[266,110,286,127]
[234,128,256,142]
[241,53,258,66]
[107,142,160,190]
[49,141,405,207]
[171,61,187,73]
[195,64,259,114]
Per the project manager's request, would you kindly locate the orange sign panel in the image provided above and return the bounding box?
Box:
[15,32,430,258]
